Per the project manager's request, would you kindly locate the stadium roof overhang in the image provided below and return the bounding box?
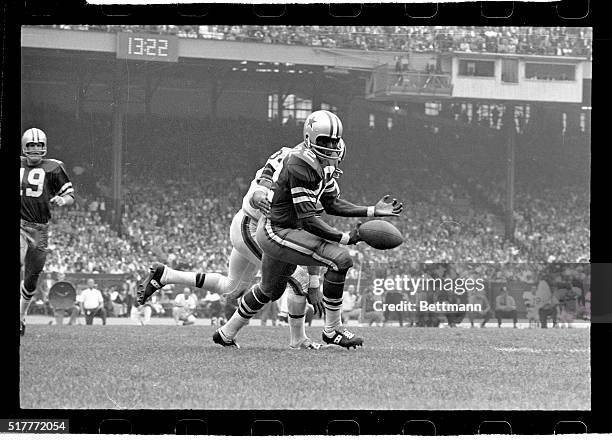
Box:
[442,51,588,64]
[22,26,400,71]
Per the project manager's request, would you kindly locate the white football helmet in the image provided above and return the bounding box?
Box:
[22,128,47,164]
[303,110,344,164]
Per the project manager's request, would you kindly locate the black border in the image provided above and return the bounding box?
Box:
[4,0,609,435]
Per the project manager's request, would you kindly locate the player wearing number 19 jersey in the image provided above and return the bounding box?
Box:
[20,128,74,336]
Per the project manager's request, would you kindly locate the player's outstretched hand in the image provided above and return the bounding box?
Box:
[374,195,403,217]
[347,222,362,245]
[306,287,325,318]
[251,191,270,216]
[50,195,66,207]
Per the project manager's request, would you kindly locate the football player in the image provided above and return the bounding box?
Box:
[214,110,403,349]
[137,145,329,349]
[20,128,75,336]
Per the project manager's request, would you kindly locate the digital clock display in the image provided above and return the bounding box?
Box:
[116,32,178,62]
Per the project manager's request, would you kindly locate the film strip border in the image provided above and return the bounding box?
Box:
[0,411,594,435]
[17,1,591,22]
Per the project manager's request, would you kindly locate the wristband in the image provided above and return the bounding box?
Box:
[309,275,320,289]
[367,206,375,217]
[339,233,350,245]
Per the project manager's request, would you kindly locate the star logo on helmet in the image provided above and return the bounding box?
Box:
[307,117,316,128]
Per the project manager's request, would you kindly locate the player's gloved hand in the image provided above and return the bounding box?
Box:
[374,195,403,217]
[306,287,325,318]
[50,195,66,206]
[347,222,362,245]
[251,191,270,216]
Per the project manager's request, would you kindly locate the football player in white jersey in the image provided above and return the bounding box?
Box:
[137,144,341,349]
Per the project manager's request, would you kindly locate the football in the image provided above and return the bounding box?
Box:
[358,220,404,250]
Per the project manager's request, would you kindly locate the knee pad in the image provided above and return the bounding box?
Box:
[259,280,288,302]
[334,250,354,272]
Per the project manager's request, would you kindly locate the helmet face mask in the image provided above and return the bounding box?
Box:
[22,128,47,164]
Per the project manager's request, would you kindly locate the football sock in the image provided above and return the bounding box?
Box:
[287,291,308,346]
[201,273,234,293]
[143,306,152,323]
[160,268,235,294]
[161,266,198,286]
[322,271,345,335]
[20,281,34,321]
[220,284,270,340]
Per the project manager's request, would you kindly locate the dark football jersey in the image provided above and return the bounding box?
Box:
[268,144,339,228]
[20,157,74,224]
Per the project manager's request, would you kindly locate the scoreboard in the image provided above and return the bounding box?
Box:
[116,32,179,62]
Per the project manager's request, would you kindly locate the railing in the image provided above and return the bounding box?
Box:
[367,66,453,99]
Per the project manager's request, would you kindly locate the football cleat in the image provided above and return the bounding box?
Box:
[322,327,363,350]
[20,320,26,337]
[289,338,322,350]
[212,329,240,348]
[137,263,166,306]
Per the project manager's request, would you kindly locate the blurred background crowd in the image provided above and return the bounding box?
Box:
[45,25,592,58]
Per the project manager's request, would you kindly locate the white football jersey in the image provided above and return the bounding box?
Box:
[241,146,295,220]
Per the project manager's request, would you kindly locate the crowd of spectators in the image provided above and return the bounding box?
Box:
[41,25,592,58]
[35,109,589,285]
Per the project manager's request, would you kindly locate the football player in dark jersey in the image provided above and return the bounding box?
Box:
[20,128,74,336]
[214,110,403,349]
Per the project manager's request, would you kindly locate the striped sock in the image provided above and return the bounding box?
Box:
[287,292,308,346]
[220,285,270,340]
[322,272,345,335]
[161,266,201,287]
[20,281,34,321]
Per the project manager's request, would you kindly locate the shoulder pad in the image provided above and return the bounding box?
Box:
[287,148,321,172]
[286,158,320,183]
[42,158,66,172]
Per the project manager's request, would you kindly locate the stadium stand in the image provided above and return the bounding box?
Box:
[33,108,588,282]
[43,25,592,58]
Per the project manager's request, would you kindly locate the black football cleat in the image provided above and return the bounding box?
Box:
[212,329,240,348]
[20,320,25,337]
[322,327,364,350]
[137,263,166,305]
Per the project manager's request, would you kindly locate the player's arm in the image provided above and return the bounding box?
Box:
[249,178,272,215]
[50,162,75,207]
[321,181,402,218]
[290,164,360,245]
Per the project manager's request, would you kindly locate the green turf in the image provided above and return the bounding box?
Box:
[20,325,590,410]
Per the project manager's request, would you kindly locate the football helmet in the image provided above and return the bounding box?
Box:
[303,110,344,164]
[22,128,47,164]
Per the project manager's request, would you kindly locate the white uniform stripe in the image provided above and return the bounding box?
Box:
[265,220,338,271]
[57,182,72,194]
[291,186,317,196]
[293,195,317,204]
[59,188,75,197]
[239,300,255,314]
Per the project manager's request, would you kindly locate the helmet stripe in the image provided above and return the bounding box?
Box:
[321,110,332,138]
[33,129,38,143]
[334,114,339,138]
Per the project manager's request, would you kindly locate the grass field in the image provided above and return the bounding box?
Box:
[20,324,590,410]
